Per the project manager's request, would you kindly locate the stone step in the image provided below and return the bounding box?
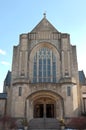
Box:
[29,129,60,130]
[28,118,61,130]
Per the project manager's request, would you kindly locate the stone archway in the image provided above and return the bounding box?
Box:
[26,90,64,121]
[33,97,55,118]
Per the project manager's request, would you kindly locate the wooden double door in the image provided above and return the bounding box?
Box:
[34,103,55,118]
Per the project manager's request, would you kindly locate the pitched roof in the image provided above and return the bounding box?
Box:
[79,70,86,85]
[31,16,59,33]
[4,70,11,87]
[0,93,7,99]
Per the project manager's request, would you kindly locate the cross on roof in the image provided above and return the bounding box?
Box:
[43,12,46,18]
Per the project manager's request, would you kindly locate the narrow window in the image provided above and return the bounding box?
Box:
[83,98,86,113]
[67,86,71,96]
[19,87,22,96]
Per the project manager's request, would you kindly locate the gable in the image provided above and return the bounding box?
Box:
[31,16,59,33]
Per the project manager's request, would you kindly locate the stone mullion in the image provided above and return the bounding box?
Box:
[45,49,47,81]
[42,52,43,82]
[46,51,48,82]
[31,56,33,83]
[45,49,47,82]
[37,51,39,82]
[51,51,53,82]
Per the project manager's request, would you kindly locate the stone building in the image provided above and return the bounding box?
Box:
[79,70,86,114]
[1,15,85,122]
[0,93,7,117]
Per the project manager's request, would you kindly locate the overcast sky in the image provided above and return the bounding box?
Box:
[0,0,86,92]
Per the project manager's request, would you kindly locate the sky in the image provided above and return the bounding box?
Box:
[0,0,86,92]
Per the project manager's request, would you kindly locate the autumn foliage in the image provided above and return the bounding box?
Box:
[66,117,86,129]
[0,115,17,129]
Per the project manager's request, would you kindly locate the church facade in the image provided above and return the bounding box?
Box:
[1,15,82,121]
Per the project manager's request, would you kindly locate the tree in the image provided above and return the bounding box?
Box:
[66,117,86,129]
[0,115,17,130]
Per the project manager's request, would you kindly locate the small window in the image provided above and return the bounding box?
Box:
[19,87,22,96]
[67,86,71,96]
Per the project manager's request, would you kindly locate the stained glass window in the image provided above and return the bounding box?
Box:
[32,47,57,83]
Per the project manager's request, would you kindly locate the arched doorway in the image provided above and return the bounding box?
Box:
[33,97,56,118]
[26,91,64,120]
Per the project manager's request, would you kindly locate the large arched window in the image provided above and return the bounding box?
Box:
[32,47,57,83]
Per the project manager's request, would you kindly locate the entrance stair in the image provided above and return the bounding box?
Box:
[28,118,61,130]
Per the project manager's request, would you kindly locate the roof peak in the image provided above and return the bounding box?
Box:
[31,13,59,33]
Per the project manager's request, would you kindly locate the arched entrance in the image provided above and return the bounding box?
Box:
[26,91,64,120]
[33,97,56,118]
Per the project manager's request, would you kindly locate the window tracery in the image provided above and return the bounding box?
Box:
[32,47,57,83]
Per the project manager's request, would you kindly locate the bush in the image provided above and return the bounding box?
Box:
[0,115,17,129]
[22,118,28,126]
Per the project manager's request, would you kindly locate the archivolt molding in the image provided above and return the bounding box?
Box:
[29,42,60,61]
[29,40,60,54]
[26,89,63,101]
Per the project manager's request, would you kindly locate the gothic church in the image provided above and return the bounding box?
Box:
[1,14,83,123]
